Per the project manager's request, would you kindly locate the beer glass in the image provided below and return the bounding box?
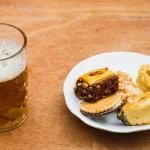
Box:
[0,23,27,131]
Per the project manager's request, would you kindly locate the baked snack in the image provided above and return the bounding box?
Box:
[136,64,150,92]
[116,71,142,103]
[74,68,119,103]
[117,92,150,125]
[80,93,122,116]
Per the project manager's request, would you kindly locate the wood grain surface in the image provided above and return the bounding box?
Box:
[0,0,150,150]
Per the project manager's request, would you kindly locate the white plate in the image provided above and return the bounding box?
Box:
[63,52,150,133]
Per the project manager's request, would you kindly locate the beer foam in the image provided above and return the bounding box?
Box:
[0,39,26,82]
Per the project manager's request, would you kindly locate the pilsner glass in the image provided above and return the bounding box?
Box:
[0,23,27,131]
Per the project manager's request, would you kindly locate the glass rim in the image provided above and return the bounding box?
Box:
[0,23,27,61]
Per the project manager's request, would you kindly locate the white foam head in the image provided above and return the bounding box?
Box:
[0,39,26,82]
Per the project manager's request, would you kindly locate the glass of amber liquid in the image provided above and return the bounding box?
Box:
[0,23,27,131]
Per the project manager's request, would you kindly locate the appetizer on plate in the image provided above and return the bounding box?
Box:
[74,67,119,103]
[74,64,150,126]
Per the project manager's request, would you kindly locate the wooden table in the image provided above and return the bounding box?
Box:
[0,0,150,149]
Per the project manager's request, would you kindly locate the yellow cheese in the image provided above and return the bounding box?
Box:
[79,68,114,85]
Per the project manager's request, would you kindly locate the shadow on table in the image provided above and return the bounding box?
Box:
[93,129,150,150]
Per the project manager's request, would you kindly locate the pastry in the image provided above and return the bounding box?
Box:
[116,71,142,103]
[74,67,119,103]
[80,93,122,116]
[136,64,150,92]
[117,92,150,125]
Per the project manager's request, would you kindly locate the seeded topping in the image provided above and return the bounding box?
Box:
[116,71,142,103]
[90,68,108,76]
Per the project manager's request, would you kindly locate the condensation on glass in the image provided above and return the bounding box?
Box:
[0,23,27,131]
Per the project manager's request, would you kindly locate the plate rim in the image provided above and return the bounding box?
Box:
[63,52,150,133]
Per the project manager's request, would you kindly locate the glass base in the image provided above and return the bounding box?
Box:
[0,106,28,132]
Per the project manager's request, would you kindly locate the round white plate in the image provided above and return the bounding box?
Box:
[63,52,150,133]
